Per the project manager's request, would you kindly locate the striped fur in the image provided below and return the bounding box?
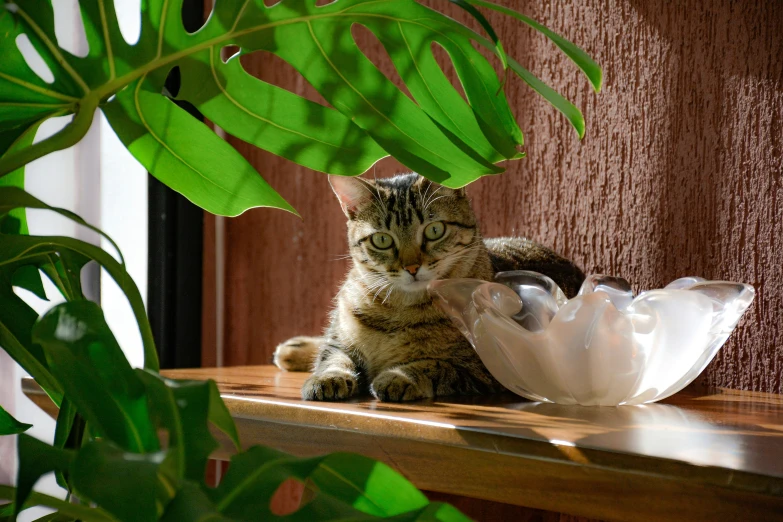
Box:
[273,173,584,401]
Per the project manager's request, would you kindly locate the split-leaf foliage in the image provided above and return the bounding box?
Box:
[0,199,473,520]
[0,0,600,215]
[0,0,600,520]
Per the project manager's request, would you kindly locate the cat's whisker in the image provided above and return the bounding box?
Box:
[361,275,387,285]
[442,245,484,261]
[372,282,391,304]
[359,276,386,287]
[360,277,388,289]
[357,271,383,280]
[420,178,431,203]
[433,244,485,272]
[423,186,444,212]
[424,193,447,213]
[418,178,435,210]
[361,278,391,300]
[362,287,383,301]
[362,280,387,290]
[424,186,439,207]
[358,181,388,219]
[371,174,386,216]
[435,242,484,262]
[357,270,386,281]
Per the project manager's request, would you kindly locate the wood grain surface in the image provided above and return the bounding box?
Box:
[22,367,783,521]
[176,366,783,521]
[205,0,783,393]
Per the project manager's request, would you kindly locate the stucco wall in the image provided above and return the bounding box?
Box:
[215,0,782,392]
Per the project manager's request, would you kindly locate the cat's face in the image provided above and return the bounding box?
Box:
[331,173,480,298]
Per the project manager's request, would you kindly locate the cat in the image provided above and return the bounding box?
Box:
[273,173,585,402]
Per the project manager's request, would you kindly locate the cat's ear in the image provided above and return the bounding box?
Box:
[329,175,375,218]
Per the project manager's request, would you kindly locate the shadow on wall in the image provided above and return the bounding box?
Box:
[626,0,783,279]
[626,0,783,391]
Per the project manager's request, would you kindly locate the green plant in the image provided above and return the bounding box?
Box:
[0,0,600,215]
[1,191,476,522]
[0,0,600,520]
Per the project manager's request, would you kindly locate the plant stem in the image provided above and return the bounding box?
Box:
[0,99,94,177]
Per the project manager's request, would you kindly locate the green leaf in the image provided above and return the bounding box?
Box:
[0,123,37,162]
[53,398,76,452]
[469,0,603,92]
[506,56,586,139]
[310,455,429,517]
[0,284,63,406]
[0,182,127,315]
[446,0,509,83]
[0,222,158,371]
[207,379,240,451]
[33,301,159,453]
[0,1,91,173]
[1,0,599,199]
[0,186,126,266]
[211,446,430,520]
[391,502,473,522]
[104,77,297,217]
[53,398,84,491]
[41,250,91,302]
[264,3,505,186]
[32,513,76,522]
[136,371,240,482]
[71,440,179,522]
[0,7,78,129]
[0,121,37,236]
[0,188,121,270]
[133,370,186,480]
[0,485,117,522]
[11,265,47,300]
[0,119,51,300]
[0,500,12,518]
[364,14,506,166]
[178,47,387,177]
[15,434,75,515]
[0,404,31,435]
[160,482,233,522]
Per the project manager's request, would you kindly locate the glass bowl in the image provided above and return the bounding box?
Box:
[428,271,755,406]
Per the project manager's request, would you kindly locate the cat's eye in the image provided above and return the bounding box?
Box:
[370,232,394,250]
[424,221,445,241]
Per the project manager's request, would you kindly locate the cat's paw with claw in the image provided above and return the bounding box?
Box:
[371,370,432,402]
[302,371,357,401]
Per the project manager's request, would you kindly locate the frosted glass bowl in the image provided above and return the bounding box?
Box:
[428,272,755,406]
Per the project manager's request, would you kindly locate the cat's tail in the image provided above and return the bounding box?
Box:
[273,336,323,371]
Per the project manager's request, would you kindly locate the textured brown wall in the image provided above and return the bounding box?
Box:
[210,0,783,393]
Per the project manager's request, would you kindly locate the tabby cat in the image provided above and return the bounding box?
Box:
[273,173,584,402]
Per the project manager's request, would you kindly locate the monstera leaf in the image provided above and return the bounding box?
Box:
[0,3,600,520]
[0,187,158,373]
[0,0,600,216]
[1,300,471,521]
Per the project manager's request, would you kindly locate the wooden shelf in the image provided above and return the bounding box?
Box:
[23,366,783,521]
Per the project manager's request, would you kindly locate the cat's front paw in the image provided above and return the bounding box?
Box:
[371,370,432,402]
[302,371,357,401]
[273,336,321,371]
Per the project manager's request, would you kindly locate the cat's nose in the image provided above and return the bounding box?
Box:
[404,264,421,276]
